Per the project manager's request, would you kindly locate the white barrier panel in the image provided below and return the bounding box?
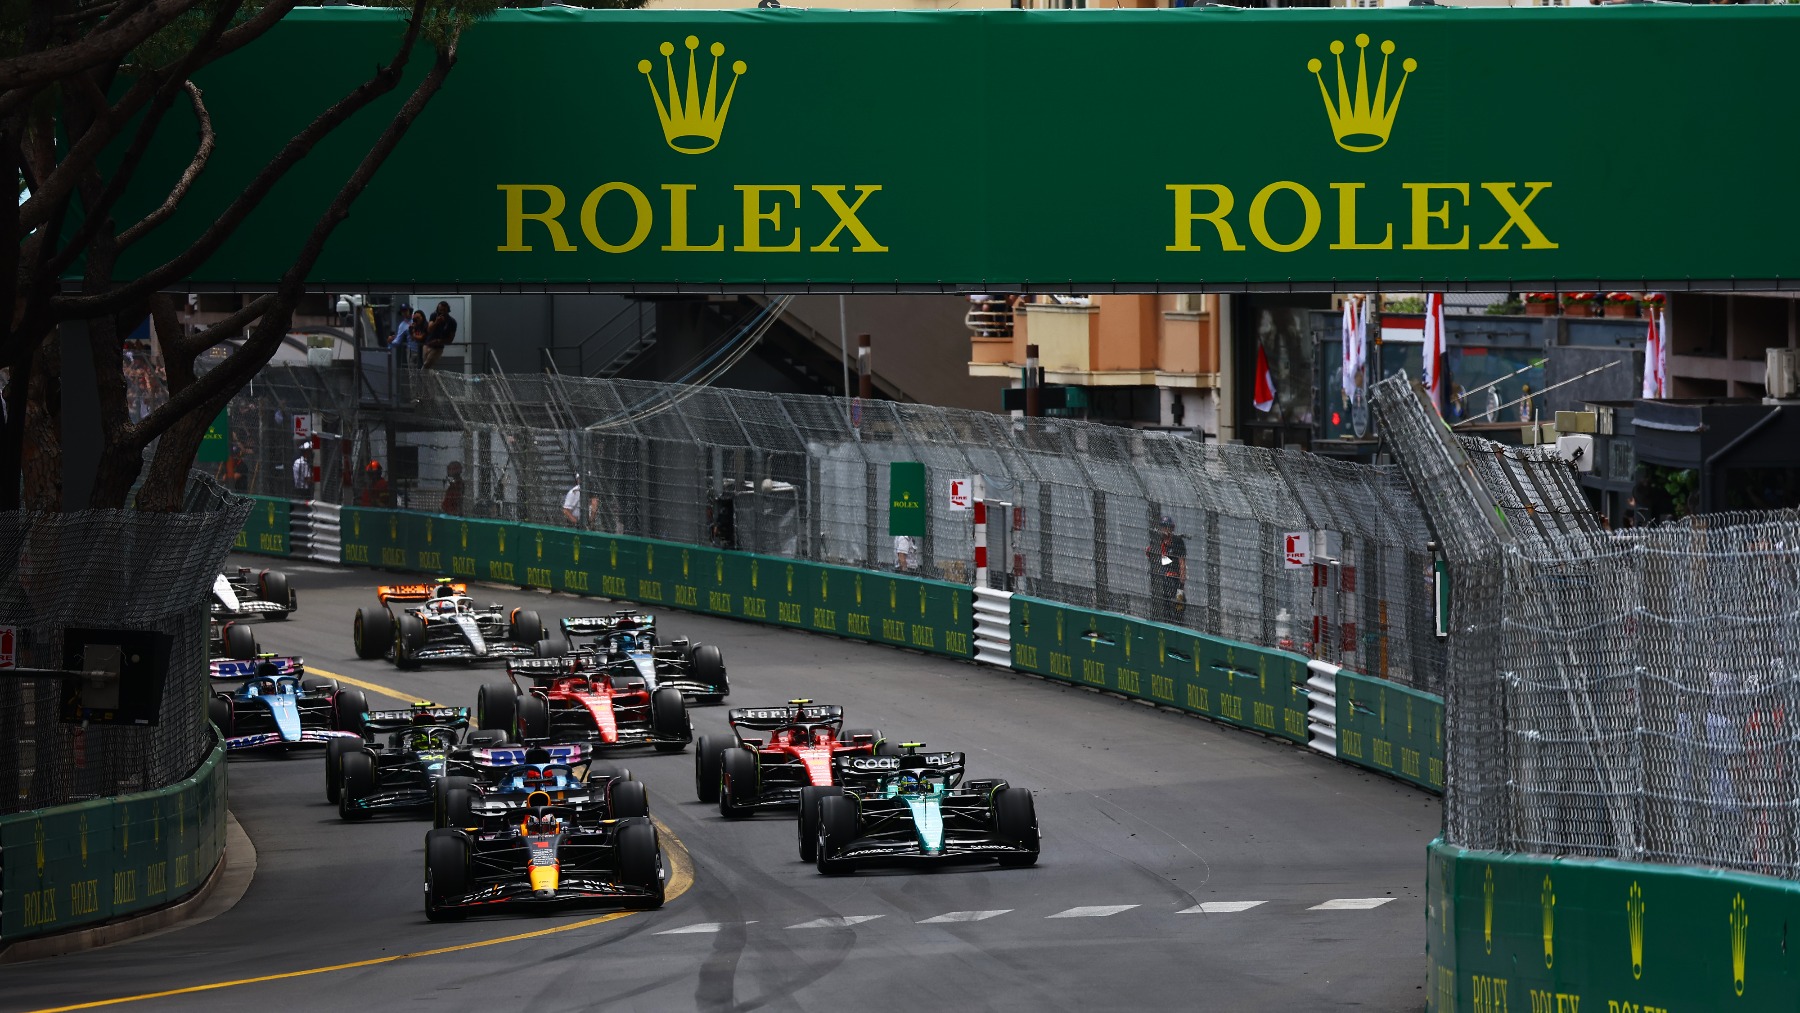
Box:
[973,586,1014,668]
[1305,659,1340,758]
[289,501,342,564]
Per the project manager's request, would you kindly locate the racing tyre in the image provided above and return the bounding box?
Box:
[693,735,726,802]
[207,696,232,738]
[691,644,727,700]
[516,694,549,741]
[533,634,570,659]
[394,613,426,670]
[994,786,1040,866]
[438,785,476,830]
[650,688,688,753]
[432,777,477,827]
[616,821,664,909]
[719,747,757,819]
[259,570,291,620]
[609,778,650,820]
[815,795,858,875]
[510,609,544,645]
[223,621,258,660]
[353,608,392,660]
[324,736,361,804]
[476,682,516,735]
[300,676,337,696]
[338,749,376,821]
[424,829,470,922]
[333,688,369,737]
[798,786,848,862]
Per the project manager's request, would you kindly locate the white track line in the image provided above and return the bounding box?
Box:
[1047,905,1138,919]
[1177,901,1266,914]
[787,915,884,929]
[919,910,1013,923]
[1308,898,1395,911]
[654,921,756,935]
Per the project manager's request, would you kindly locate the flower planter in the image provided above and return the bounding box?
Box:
[1525,302,1560,317]
[1562,302,1597,318]
[1604,303,1641,319]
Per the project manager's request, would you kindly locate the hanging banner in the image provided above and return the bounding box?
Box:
[114,6,1800,291]
[889,462,926,538]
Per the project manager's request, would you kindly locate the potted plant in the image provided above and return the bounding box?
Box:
[1561,292,1599,318]
[1640,292,1666,316]
[1603,292,1641,319]
[1523,292,1560,317]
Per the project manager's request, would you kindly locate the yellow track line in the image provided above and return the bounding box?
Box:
[22,819,694,1013]
[305,665,429,707]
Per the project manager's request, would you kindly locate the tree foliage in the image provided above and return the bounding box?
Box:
[0,1,621,513]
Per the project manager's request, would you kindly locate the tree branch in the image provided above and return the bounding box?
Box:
[116,80,212,249]
[0,0,205,94]
[52,5,429,320]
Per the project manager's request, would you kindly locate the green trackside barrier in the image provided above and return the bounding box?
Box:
[1,738,228,944]
[331,507,973,660]
[1337,669,1445,793]
[1008,595,1309,745]
[1426,838,1800,1012]
[231,495,289,557]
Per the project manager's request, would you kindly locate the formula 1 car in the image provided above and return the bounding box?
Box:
[208,661,365,753]
[432,749,648,829]
[350,581,545,669]
[807,745,1040,873]
[477,657,691,753]
[695,700,892,818]
[326,704,504,818]
[423,798,664,920]
[212,566,297,622]
[551,613,730,703]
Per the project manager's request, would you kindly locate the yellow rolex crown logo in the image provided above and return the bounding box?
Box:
[1307,34,1415,153]
[1541,875,1556,968]
[639,36,746,155]
[1627,881,1645,980]
[1483,866,1495,954]
[1731,892,1748,995]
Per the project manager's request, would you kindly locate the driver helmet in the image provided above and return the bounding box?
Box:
[430,598,458,615]
[524,807,561,834]
[618,633,635,652]
[896,771,927,795]
[409,729,442,751]
[431,583,457,599]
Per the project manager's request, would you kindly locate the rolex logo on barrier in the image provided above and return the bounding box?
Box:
[1627,881,1645,980]
[639,36,746,155]
[1307,34,1415,153]
[1483,866,1494,954]
[1731,892,1748,995]
[1541,875,1556,968]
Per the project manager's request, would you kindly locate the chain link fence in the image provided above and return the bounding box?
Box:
[1373,374,1800,879]
[0,474,248,814]
[223,365,1447,692]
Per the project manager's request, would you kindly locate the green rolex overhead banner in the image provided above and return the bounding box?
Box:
[118,6,1800,291]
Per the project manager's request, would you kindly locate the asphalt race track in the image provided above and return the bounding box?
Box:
[2,558,1441,1013]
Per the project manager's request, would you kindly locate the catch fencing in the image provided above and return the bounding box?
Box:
[1373,375,1800,880]
[0,474,248,815]
[223,365,1446,693]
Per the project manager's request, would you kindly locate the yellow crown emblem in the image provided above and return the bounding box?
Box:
[1307,34,1416,153]
[638,36,746,155]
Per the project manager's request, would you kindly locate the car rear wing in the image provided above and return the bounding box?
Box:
[561,613,655,637]
[506,656,575,687]
[729,704,843,730]
[378,582,467,603]
[208,655,304,680]
[466,744,593,767]
[838,752,966,777]
[363,705,471,733]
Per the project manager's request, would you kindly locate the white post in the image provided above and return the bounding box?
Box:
[972,474,988,589]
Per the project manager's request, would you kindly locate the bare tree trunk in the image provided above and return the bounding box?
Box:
[21,330,61,511]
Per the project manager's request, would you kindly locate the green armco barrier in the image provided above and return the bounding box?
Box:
[1,739,227,943]
[328,507,972,659]
[1008,595,1309,744]
[231,495,289,557]
[1427,838,1800,1012]
[1337,669,1445,792]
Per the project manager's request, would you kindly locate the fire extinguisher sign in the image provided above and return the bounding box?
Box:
[0,625,15,670]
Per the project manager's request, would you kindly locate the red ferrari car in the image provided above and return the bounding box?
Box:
[479,657,690,753]
[694,700,893,817]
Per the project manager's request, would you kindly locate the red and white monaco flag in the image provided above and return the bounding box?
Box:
[1641,304,1668,398]
[1421,292,1446,412]
[1253,344,1277,413]
[1340,298,1363,404]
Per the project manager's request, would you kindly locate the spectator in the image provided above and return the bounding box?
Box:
[292,442,312,495]
[440,460,465,515]
[894,534,918,572]
[223,441,248,492]
[562,478,596,527]
[361,460,391,507]
[421,301,458,369]
[1145,514,1187,622]
[388,304,416,363]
